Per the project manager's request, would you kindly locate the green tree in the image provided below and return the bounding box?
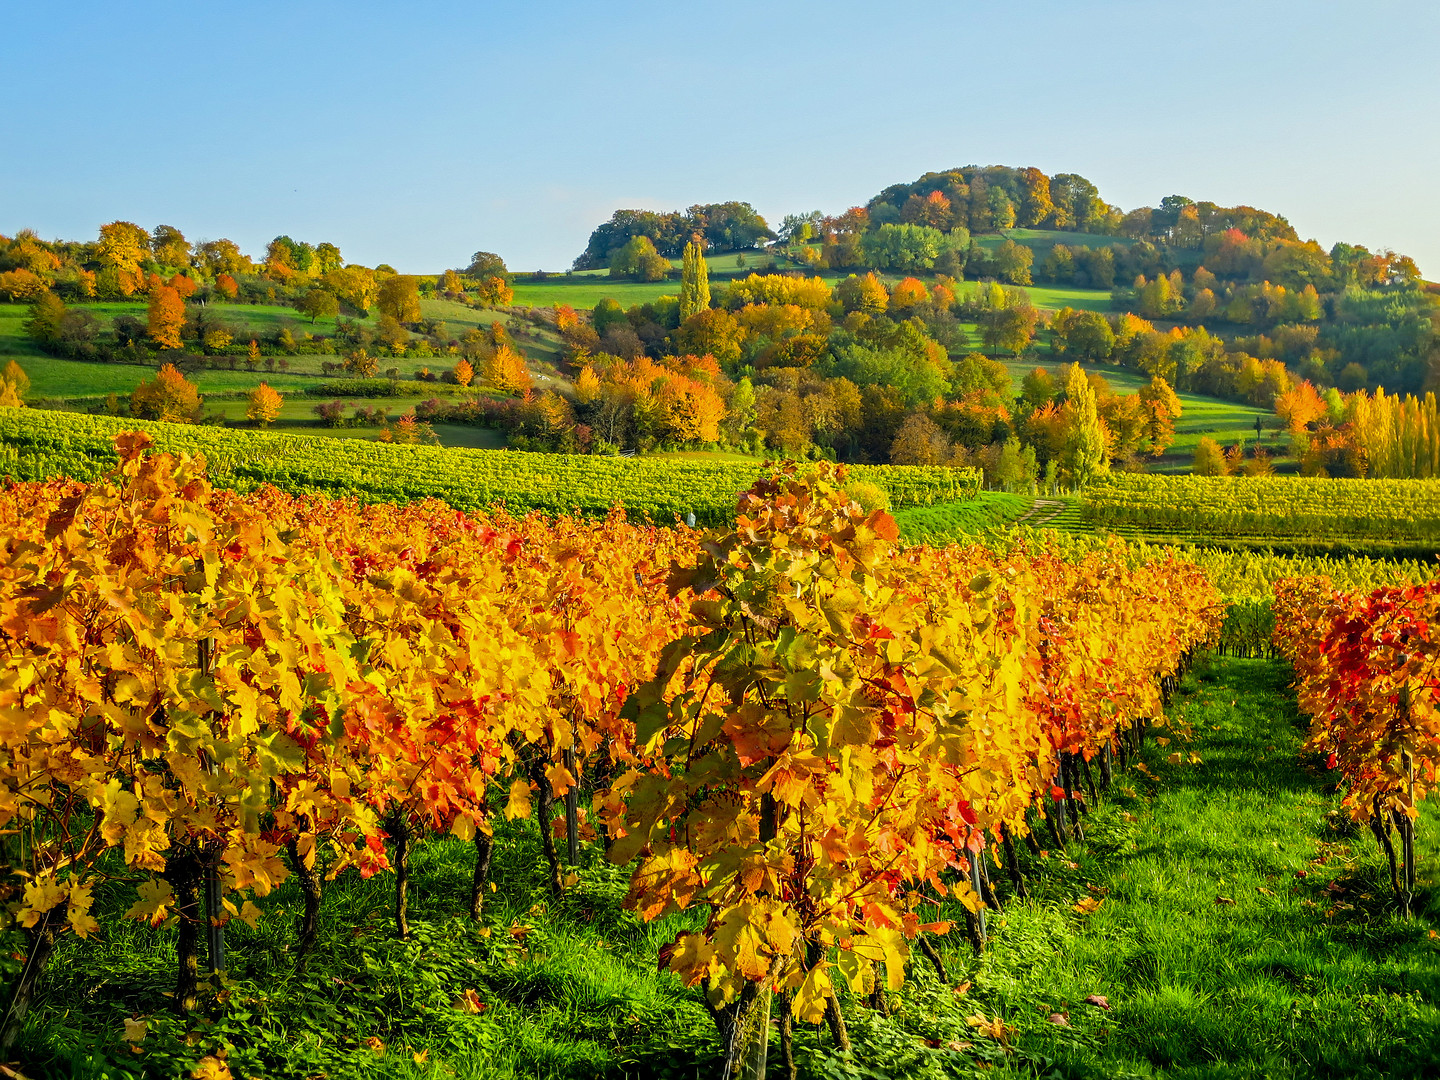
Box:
[23,292,67,346]
[1057,362,1108,487]
[1064,310,1115,360]
[858,223,945,271]
[993,240,1033,285]
[679,241,711,319]
[298,288,340,324]
[609,236,670,281]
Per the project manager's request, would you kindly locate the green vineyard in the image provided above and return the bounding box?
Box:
[0,408,979,523]
[1083,473,1440,553]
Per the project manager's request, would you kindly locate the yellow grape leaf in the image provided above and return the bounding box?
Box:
[1073,896,1103,915]
[412,1050,429,1064]
[504,778,532,821]
[1167,752,1182,765]
[18,876,67,927]
[237,901,263,929]
[793,962,833,1024]
[294,833,316,871]
[125,880,175,928]
[1155,737,1171,747]
[67,881,100,938]
[365,1036,385,1055]
[451,815,476,842]
[190,1056,233,1080]
[122,1016,148,1044]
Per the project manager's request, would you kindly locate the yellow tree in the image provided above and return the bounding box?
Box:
[247,382,283,426]
[483,344,532,395]
[452,358,474,387]
[131,363,201,422]
[97,221,150,276]
[147,285,186,350]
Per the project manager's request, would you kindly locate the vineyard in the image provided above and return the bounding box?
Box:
[1,436,1233,1078]
[1081,474,1440,555]
[0,408,978,525]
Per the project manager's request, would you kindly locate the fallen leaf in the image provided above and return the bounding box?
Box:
[365,1036,385,1056]
[1048,1012,1071,1026]
[1073,896,1103,915]
[951,980,972,995]
[1256,887,1274,896]
[1295,871,1308,879]
[454,988,487,1014]
[122,1016,148,1044]
[1215,896,1236,905]
[1083,994,1111,1010]
[947,1040,974,1052]
[1155,737,1170,747]
[412,1050,429,1064]
[965,1013,1012,1044]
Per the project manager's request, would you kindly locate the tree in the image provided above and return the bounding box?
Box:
[1019,367,1057,410]
[247,382,283,426]
[679,242,710,320]
[859,223,944,271]
[1064,311,1115,360]
[131,363,201,422]
[298,288,339,324]
[150,225,191,268]
[23,292,67,346]
[1191,436,1228,475]
[214,274,239,300]
[475,276,514,306]
[0,360,28,408]
[96,221,150,276]
[979,303,1037,355]
[609,236,669,282]
[466,251,509,281]
[993,240,1034,285]
[377,275,421,324]
[836,273,889,315]
[675,307,745,368]
[1057,362,1108,487]
[452,359,474,387]
[146,285,185,349]
[889,412,951,465]
[483,344,532,395]
[1138,375,1182,455]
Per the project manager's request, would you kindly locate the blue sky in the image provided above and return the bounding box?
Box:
[3,1,1437,275]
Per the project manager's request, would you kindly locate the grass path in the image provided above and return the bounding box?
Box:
[949,656,1440,1079]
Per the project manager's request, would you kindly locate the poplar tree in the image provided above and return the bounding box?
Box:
[1057,362,1109,488]
[679,241,710,319]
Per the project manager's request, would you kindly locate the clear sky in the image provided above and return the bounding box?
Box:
[3,0,1437,276]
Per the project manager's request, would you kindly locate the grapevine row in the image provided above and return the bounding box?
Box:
[0,407,979,524]
[0,437,1220,1069]
[1272,576,1440,918]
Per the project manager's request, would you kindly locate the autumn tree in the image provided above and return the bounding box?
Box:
[146,285,186,350]
[1191,436,1228,475]
[377,275,421,324]
[1057,362,1108,487]
[889,411,951,465]
[97,221,150,276]
[1138,374,1183,456]
[452,358,474,387]
[483,344,532,395]
[131,363,201,422]
[150,225,191,268]
[247,382,283,426]
[298,288,339,323]
[214,274,239,300]
[679,241,711,319]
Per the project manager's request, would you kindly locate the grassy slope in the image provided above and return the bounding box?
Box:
[893,491,1032,543]
[18,657,1437,1078]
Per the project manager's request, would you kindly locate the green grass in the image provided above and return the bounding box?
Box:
[15,656,1436,1078]
[893,491,1032,543]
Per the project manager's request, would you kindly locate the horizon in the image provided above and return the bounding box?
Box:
[2,1,1437,277]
